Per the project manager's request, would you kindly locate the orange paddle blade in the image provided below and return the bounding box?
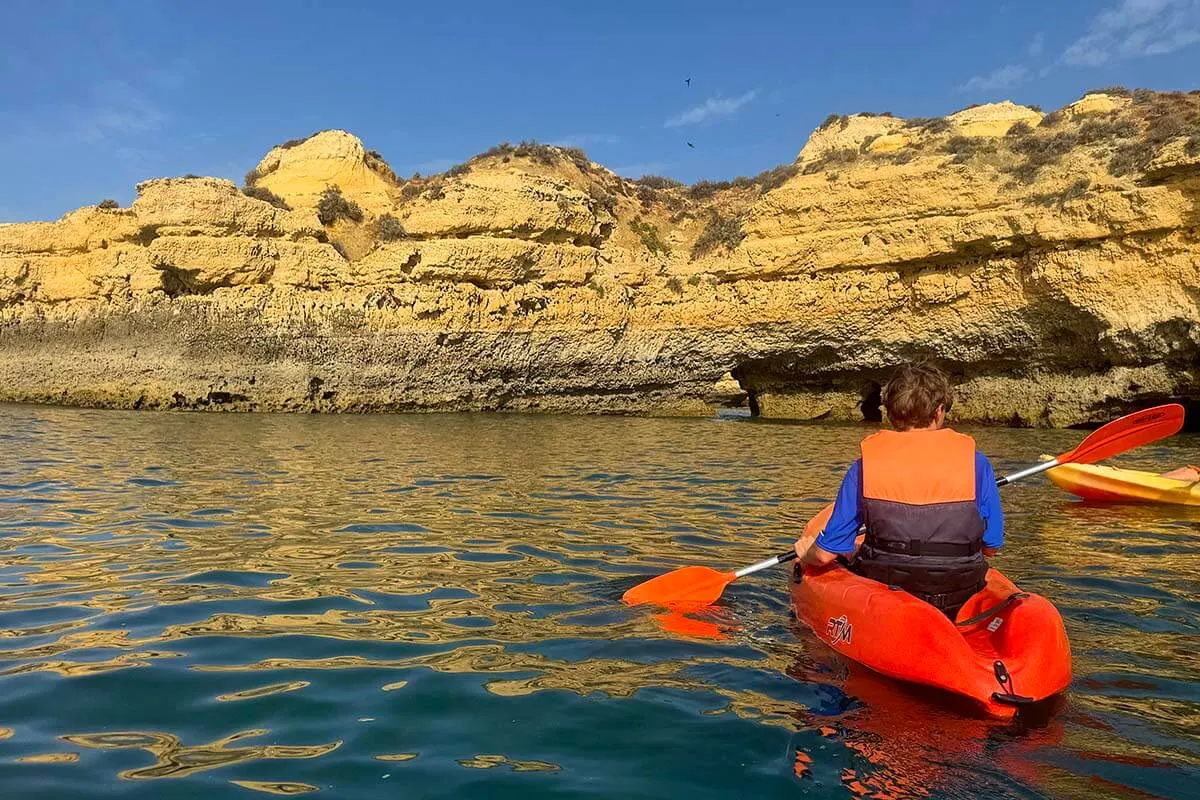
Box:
[1061,404,1186,465]
[622,565,735,608]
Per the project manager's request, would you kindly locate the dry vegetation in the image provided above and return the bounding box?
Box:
[316,187,363,225]
[691,212,745,260]
[630,217,670,256]
[241,185,291,210]
[374,214,407,241]
[797,90,1200,186]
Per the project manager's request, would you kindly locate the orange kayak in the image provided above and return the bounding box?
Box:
[790,506,1071,718]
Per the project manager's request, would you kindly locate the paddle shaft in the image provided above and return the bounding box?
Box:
[996,457,1058,486]
[734,459,1057,579]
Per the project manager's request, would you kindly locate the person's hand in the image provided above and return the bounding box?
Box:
[794,538,808,560]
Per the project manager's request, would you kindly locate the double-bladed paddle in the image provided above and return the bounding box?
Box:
[622,403,1185,608]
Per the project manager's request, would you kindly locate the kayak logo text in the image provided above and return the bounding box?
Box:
[826,615,853,645]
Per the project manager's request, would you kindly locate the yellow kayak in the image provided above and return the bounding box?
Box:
[1047,462,1200,506]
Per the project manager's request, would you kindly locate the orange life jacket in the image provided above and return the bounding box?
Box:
[852,428,989,614]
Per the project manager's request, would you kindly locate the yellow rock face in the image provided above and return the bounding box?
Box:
[0,94,1197,426]
[253,130,397,217]
[797,114,906,166]
[1066,92,1129,118]
[866,133,912,154]
[946,101,1043,137]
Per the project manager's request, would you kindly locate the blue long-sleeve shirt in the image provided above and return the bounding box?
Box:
[814,452,1005,554]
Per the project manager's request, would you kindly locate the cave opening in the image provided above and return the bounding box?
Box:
[1180,397,1200,433]
[1068,396,1200,433]
[860,382,883,423]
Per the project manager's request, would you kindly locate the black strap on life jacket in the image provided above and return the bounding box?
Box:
[868,539,982,557]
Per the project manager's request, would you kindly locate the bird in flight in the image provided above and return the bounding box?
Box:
[687,142,695,149]
[685,77,691,87]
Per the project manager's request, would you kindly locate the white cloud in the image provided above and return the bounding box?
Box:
[960,64,1029,93]
[1028,31,1047,57]
[664,90,759,128]
[551,133,619,148]
[1062,0,1200,66]
[0,79,169,149]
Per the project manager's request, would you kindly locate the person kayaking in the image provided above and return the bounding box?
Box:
[794,361,1003,619]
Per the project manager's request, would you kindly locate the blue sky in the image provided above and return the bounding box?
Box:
[3,0,1199,221]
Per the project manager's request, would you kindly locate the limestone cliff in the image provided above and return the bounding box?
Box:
[1,90,1198,426]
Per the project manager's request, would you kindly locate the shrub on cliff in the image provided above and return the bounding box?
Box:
[96,199,120,210]
[445,162,471,178]
[907,117,951,134]
[479,142,515,162]
[1008,131,1080,181]
[374,214,408,241]
[941,136,997,164]
[364,149,398,183]
[559,146,592,172]
[687,180,733,199]
[803,146,859,174]
[1006,121,1033,137]
[1089,86,1132,97]
[1077,118,1139,144]
[751,164,800,192]
[1038,109,1067,128]
[242,185,291,210]
[511,140,568,167]
[471,140,591,172]
[691,211,745,260]
[278,135,315,149]
[316,187,364,225]
[586,184,617,214]
[819,113,850,131]
[630,217,670,256]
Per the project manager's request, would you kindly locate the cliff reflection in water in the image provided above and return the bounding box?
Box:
[0,406,1196,798]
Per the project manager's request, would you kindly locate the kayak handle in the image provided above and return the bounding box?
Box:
[992,691,1037,706]
[734,550,797,579]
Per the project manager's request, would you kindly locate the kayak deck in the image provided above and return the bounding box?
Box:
[1047,462,1200,506]
[790,566,1071,718]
